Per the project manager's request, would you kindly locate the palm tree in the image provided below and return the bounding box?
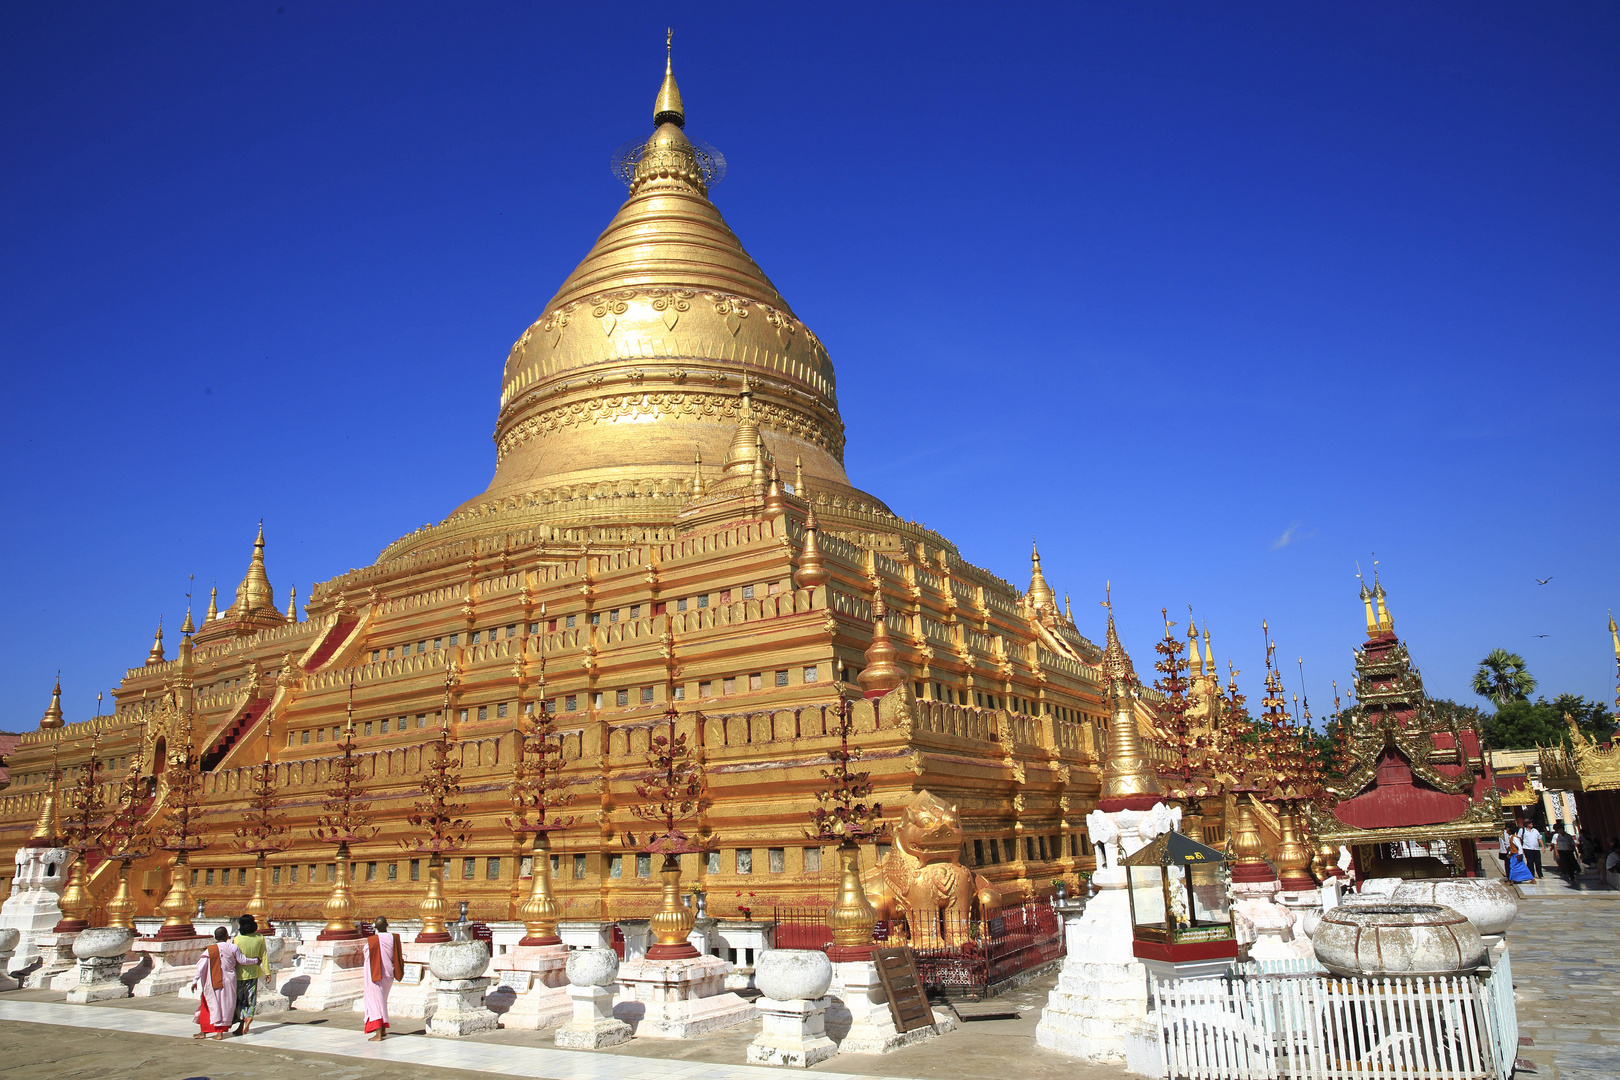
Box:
[1472,649,1536,707]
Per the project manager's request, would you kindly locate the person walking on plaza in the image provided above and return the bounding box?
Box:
[361,916,403,1041]
[190,926,252,1040]
[1605,838,1620,880]
[1552,822,1580,884]
[1517,820,1544,879]
[232,914,268,1037]
[1504,836,1534,884]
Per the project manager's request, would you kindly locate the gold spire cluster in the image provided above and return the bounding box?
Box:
[1027,542,1056,614]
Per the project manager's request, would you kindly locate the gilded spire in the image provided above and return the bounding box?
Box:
[1203,624,1215,678]
[1356,563,1377,638]
[1187,616,1203,672]
[146,618,166,666]
[27,738,62,847]
[206,583,218,622]
[40,674,64,730]
[794,456,803,496]
[287,584,298,623]
[1373,581,1393,633]
[752,433,768,494]
[857,586,904,699]
[722,377,766,481]
[763,463,785,516]
[1027,541,1056,613]
[654,28,684,129]
[793,503,829,590]
[1097,586,1161,804]
[230,520,279,620]
[691,450,706,498]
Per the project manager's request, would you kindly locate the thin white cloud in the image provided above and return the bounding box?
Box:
[1271,522,1301,551]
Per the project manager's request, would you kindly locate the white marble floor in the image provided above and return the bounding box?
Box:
[0,998,925,1080]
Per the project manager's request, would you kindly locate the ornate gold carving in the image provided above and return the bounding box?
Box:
[862,791,1000,947]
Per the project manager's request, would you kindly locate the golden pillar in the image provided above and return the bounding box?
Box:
[416,854,451,943]
[105,860,137,930]
[825,838,877,952]
[1229,797,1276,884]
[244,854,272,924]
[53,860,91,932]
[1274,807,1315,889]
[517,835,561,946]
[155,852,199,939]
[646,853,699,959]
[318,843,359,940]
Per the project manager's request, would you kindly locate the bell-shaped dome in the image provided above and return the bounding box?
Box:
[446,50,888,532]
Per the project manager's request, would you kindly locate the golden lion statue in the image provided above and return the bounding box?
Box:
[862,790,1000,947]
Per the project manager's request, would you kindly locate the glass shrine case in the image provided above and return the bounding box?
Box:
[1121,831,1236,961]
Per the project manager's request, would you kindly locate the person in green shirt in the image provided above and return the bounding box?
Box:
[232,913,268,1037]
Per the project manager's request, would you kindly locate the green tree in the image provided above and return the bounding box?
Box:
[1482,699,1563,750]
[1550,693,1619,744]
[1471,649,1536,707]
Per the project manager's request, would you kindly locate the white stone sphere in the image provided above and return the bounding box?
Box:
[566,947,620,987]
[427,939,489,981]
[1389,878,1519,936]
[755,949,833,1001]
[73,927,135,959]
[1313,903,1485,978]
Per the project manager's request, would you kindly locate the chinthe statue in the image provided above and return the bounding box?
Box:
[862,790,1000,947]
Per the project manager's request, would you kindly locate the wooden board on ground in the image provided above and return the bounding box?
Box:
[873,948,934,1033]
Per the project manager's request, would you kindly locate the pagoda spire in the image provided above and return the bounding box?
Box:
[654,27,684,129]
[1356,563,1377,638]
[691,450,706,498]
[1027,541,1056,613]
[205,583,218,622]
[1097,585,1162,808]
[229,520,278,620]
[857,586,904,700]
[793,502,829,590]
[287,584,298,622]
[40,673,64,730]
[181,578,195,636]
[1203,624,1215,677]
[1187,615,1203,672]
[146,618,166,666]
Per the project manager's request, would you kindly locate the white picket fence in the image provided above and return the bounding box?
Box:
[1150,959,1517,1080]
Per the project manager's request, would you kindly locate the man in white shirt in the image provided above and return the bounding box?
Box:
[1517,821,1544,879]
[1551,823,1579,884]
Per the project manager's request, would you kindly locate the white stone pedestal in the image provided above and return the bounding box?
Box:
[617,920,651,962]
[556,982,632,1048]
[749,995,837,1067]
[615,953,756,1038]
[0,929,19,991]
[715,920,773,990]
[557,920,613,951]
[1234,879,1312,962]
[825,958,954,1054]
[1035,869,1148,1062]
[0,847,70,974]
[65,955,129,1003]
[129,934,210,998]
[288,937,365,1011]
[426,977,498,1036]
[488,943,570,1030]
[23,930,79,990]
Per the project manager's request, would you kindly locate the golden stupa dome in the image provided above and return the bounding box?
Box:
[447,45,888,532]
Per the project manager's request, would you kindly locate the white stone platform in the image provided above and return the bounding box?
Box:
[614,953,756,1038]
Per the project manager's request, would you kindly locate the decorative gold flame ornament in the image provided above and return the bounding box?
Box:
[100,759,151,932]
[403,714,470,944]
[506,658,574,947]
[234,717,289,930]
[809,698,887,956]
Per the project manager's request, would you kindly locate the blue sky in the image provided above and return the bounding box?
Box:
[3,3,1617,729]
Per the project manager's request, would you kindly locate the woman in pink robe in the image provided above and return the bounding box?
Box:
[361,916,403,1041]
[190,927,251,1039]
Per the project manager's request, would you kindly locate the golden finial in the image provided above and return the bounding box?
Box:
[794,455,804,496]
[1187,609,1203,672]
[287,583,297,622]
[231,520,277,619]
[751,433,768,494]
[1027,540,1056,612]
[40,672,64,730]
[1608,610,1617,659]
[181,576,195,636]
[857,585,904,699]
[764,463,785,516]
[1064,593,1072,620]
[205,582,218,622]
[793,501,829,590]
[28,735,63,847]
[691,450,706,498]
[146,617,166,666]
[1355,561,1377,637]
[1203,623,1215,678]
[654,27,684,129]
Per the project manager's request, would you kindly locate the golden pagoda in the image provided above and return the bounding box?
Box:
[0,46,1132,921]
